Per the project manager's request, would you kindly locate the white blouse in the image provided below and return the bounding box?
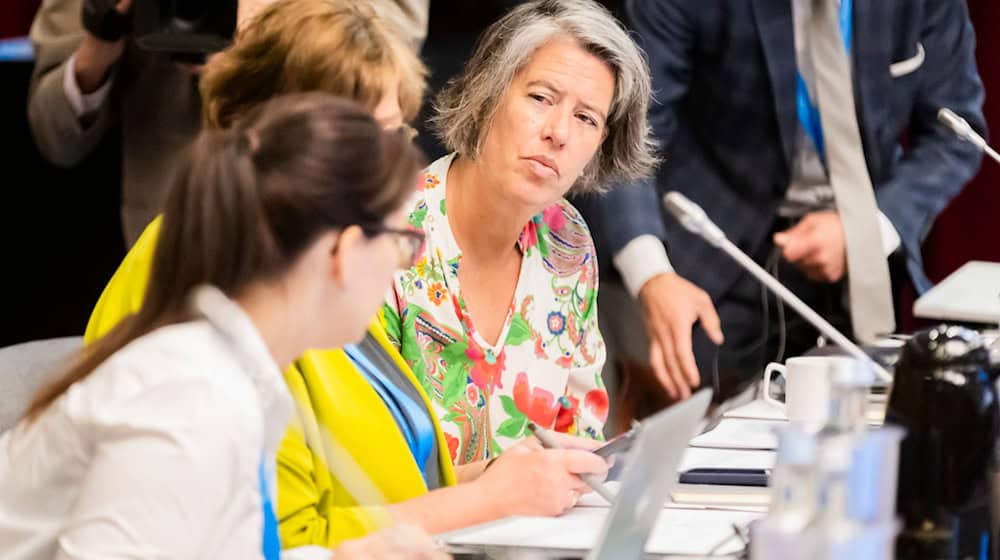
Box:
[0,288,292,560]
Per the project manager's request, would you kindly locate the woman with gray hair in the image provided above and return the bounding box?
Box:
[383,0,656,473]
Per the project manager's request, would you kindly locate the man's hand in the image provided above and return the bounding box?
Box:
[76,0,132,93]
[82,0,133,43]
[773,210,847,283]
[637,273,723,400]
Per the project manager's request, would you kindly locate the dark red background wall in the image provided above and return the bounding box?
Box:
[1,1,40,39]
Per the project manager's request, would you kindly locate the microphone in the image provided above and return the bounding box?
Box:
[662,192,893,383]
[662,191,727,247]
[938,108,1000,165]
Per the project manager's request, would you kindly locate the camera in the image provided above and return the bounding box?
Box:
[133,0,237,63]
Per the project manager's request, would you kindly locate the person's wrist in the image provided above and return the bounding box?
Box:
[637,271,675,303]
[469,470,510,519]
[75,36,123,93]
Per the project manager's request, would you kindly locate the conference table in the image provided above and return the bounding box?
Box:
[439,389,889,559]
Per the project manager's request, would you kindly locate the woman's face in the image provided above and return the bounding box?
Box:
[341,206,417,341]
[476,37,615,211]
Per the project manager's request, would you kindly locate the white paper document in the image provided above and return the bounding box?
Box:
[441,507,761,556]
[689,418,783,450]
[678,446,777,472]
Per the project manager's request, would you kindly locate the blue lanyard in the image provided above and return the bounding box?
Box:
[344,344,435,485]
[259,459,281,560]
[796,0,853,166]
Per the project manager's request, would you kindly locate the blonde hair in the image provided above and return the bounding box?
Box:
[432,0,657,194]
[200,0,427,129]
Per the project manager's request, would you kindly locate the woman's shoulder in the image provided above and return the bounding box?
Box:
[421,153,455,187]
[549,198,593,238]
[523,198,598,278]
[80,323,258,422]
[405,153,455,232]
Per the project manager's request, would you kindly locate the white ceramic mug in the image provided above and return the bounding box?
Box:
[762,356,858,427]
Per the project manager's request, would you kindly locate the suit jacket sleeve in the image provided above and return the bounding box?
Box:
[874,0,986,291]
[28,0,116,167]
[591,0,697,256]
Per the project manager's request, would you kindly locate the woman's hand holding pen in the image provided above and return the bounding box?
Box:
[471,433,609,517]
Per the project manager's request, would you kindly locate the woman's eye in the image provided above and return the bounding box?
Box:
[530,93,549,103]
[577,114,597,126]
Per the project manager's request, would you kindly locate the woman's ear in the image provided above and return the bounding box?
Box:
[327,226,364,287]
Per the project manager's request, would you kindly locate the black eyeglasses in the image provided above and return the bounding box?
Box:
[361,224,426,268]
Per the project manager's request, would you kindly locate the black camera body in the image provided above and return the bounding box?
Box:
[133,0,237,63]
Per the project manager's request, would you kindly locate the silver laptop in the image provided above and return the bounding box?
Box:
[913,261,1000,324]
[586,388,713,560]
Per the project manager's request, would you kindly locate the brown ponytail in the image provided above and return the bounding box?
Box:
[24,93,423,421]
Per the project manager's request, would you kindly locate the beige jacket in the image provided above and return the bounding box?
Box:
[28,0,429,246]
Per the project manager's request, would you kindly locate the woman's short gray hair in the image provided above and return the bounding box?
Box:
[430,0,658,194]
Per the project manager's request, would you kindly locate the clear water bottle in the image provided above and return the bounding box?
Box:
[770,427,818,528]
[822,358,874,436]
[794,433,861,559]
[750,427,817,559]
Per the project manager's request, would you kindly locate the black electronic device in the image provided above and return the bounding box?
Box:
[133,0,237,62]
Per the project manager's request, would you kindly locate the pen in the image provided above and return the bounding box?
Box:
[526,422,618,504]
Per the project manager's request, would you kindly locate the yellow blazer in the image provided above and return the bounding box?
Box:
[85,216,457,548]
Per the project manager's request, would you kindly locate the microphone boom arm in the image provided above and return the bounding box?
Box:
[662,192,893,383]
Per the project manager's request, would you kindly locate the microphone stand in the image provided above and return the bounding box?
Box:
[663,192,894,383]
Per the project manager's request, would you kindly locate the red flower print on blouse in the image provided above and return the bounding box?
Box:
[466,343,506,392]
[512,372,560,428]
[541,204,567,232]
[554,394,579,433]
[533,334,547,359]
[520,222,540,252]
[556,352,574,369]
[585,389,609,423]
[444,432,460,462]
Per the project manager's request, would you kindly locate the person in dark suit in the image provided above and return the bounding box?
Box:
[577,0,986,405]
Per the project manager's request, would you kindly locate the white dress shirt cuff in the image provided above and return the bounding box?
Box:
[63,52,114,117]
[878,211,902,258]
[612,234,675,299]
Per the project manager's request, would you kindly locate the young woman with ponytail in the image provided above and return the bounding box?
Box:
[0,94,446,560]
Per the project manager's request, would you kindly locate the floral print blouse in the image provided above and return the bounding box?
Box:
[382,153,608,465]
